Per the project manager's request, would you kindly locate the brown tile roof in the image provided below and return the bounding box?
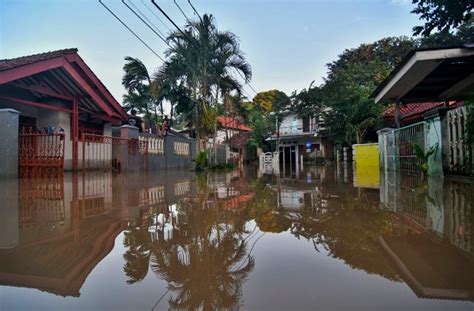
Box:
[0,48,78,71]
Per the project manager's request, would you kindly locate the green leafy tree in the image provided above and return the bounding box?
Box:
[291,81,324,119]
[418,22,474,47]
[314,37,415,145]
[411,0,474,37]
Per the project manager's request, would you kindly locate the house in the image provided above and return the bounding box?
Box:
[215,116,253,164]
[266,111,333,175]
[215,116,252,143]
[0,48,128,172]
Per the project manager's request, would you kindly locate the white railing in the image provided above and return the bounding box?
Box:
[278,123,319,136]
[174,141,190,156]
[139,136,164,155]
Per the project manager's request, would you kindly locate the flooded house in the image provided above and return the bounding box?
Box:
[0,49,129,174]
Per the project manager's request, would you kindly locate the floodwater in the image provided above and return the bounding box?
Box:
[0,165,473,310]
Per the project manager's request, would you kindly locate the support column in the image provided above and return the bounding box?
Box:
[0,109,20,177]
[72,97,79,171]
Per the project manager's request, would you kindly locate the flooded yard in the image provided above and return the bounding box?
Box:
[1,165,473,310]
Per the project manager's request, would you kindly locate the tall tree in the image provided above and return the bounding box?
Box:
[317,37,415,144]
[158,14,251,150]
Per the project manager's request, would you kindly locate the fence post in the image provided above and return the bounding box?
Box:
[0,109,20,178]
[424,114,444,177]
[377,128,393,173]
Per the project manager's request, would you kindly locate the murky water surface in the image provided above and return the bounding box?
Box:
[1,165,473,310]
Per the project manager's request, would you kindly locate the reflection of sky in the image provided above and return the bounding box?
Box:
[2,0,418,105]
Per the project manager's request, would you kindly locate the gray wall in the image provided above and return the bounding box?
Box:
[0,109,20,177]
[143,133,197,171]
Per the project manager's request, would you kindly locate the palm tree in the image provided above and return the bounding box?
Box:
[122,56,163,128]
[158,14,252,150]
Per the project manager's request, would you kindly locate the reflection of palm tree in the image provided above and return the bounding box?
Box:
[123,199,254,310]
[151,232,254,310]
[123,226,151,284]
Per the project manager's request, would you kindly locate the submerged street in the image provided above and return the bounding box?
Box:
[0,165,473,310]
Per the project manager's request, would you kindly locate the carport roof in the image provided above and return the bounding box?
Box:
[0,48,128,121]
[372,44,474,104]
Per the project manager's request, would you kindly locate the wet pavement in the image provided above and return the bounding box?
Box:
[0,165,473,310]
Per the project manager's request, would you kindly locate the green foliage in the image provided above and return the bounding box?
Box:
[291,37,416,146]
[195,149,209,171]
[411,0,474,36]
[158,14,252,144]
[418,23,474,48]
[291,81,323,119]
[414,143,438,173]
[194,149,237,171]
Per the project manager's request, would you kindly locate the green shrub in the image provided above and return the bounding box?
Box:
[195,149,209,171]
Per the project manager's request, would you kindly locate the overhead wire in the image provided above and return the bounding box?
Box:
[140,0,172,33]
[99,0,165,62]
[127,0,167,39]
[122,0,171,48]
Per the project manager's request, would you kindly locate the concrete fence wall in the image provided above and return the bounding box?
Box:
[142,132,197,171]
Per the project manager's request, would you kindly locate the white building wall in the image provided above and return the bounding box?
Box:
[280,113,303,135]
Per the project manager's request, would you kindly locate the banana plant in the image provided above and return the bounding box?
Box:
[414,143,438,174]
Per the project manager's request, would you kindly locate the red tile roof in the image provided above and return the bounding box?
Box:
[383,101,463,122]
[217,116,252,132]
[0,48,78,71]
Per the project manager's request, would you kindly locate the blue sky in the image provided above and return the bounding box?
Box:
[1,0,419,106]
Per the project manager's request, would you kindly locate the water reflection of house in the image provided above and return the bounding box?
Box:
[0,171,197,297]
[0,175,125,297]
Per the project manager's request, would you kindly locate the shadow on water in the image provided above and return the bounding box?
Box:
[0,164,473,309]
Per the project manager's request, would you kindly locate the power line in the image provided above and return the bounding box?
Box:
[140,0,172,33]
[99,0,165,62]
[174,0,193,25]
[151,0,196,49]
[128,0,167,38]
[151,0,256,100]
[122,0,171,48]
[187,0,203,23]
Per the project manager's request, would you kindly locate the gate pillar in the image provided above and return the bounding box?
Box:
[0,109,20,178]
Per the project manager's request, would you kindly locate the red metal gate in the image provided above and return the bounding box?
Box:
[19,128,65,176]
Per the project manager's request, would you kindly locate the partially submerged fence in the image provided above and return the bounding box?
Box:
[81,133,148,173]
[379,122,426,174]
[80,129,196,174]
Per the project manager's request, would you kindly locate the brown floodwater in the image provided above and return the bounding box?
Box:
[0,165,473,310]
